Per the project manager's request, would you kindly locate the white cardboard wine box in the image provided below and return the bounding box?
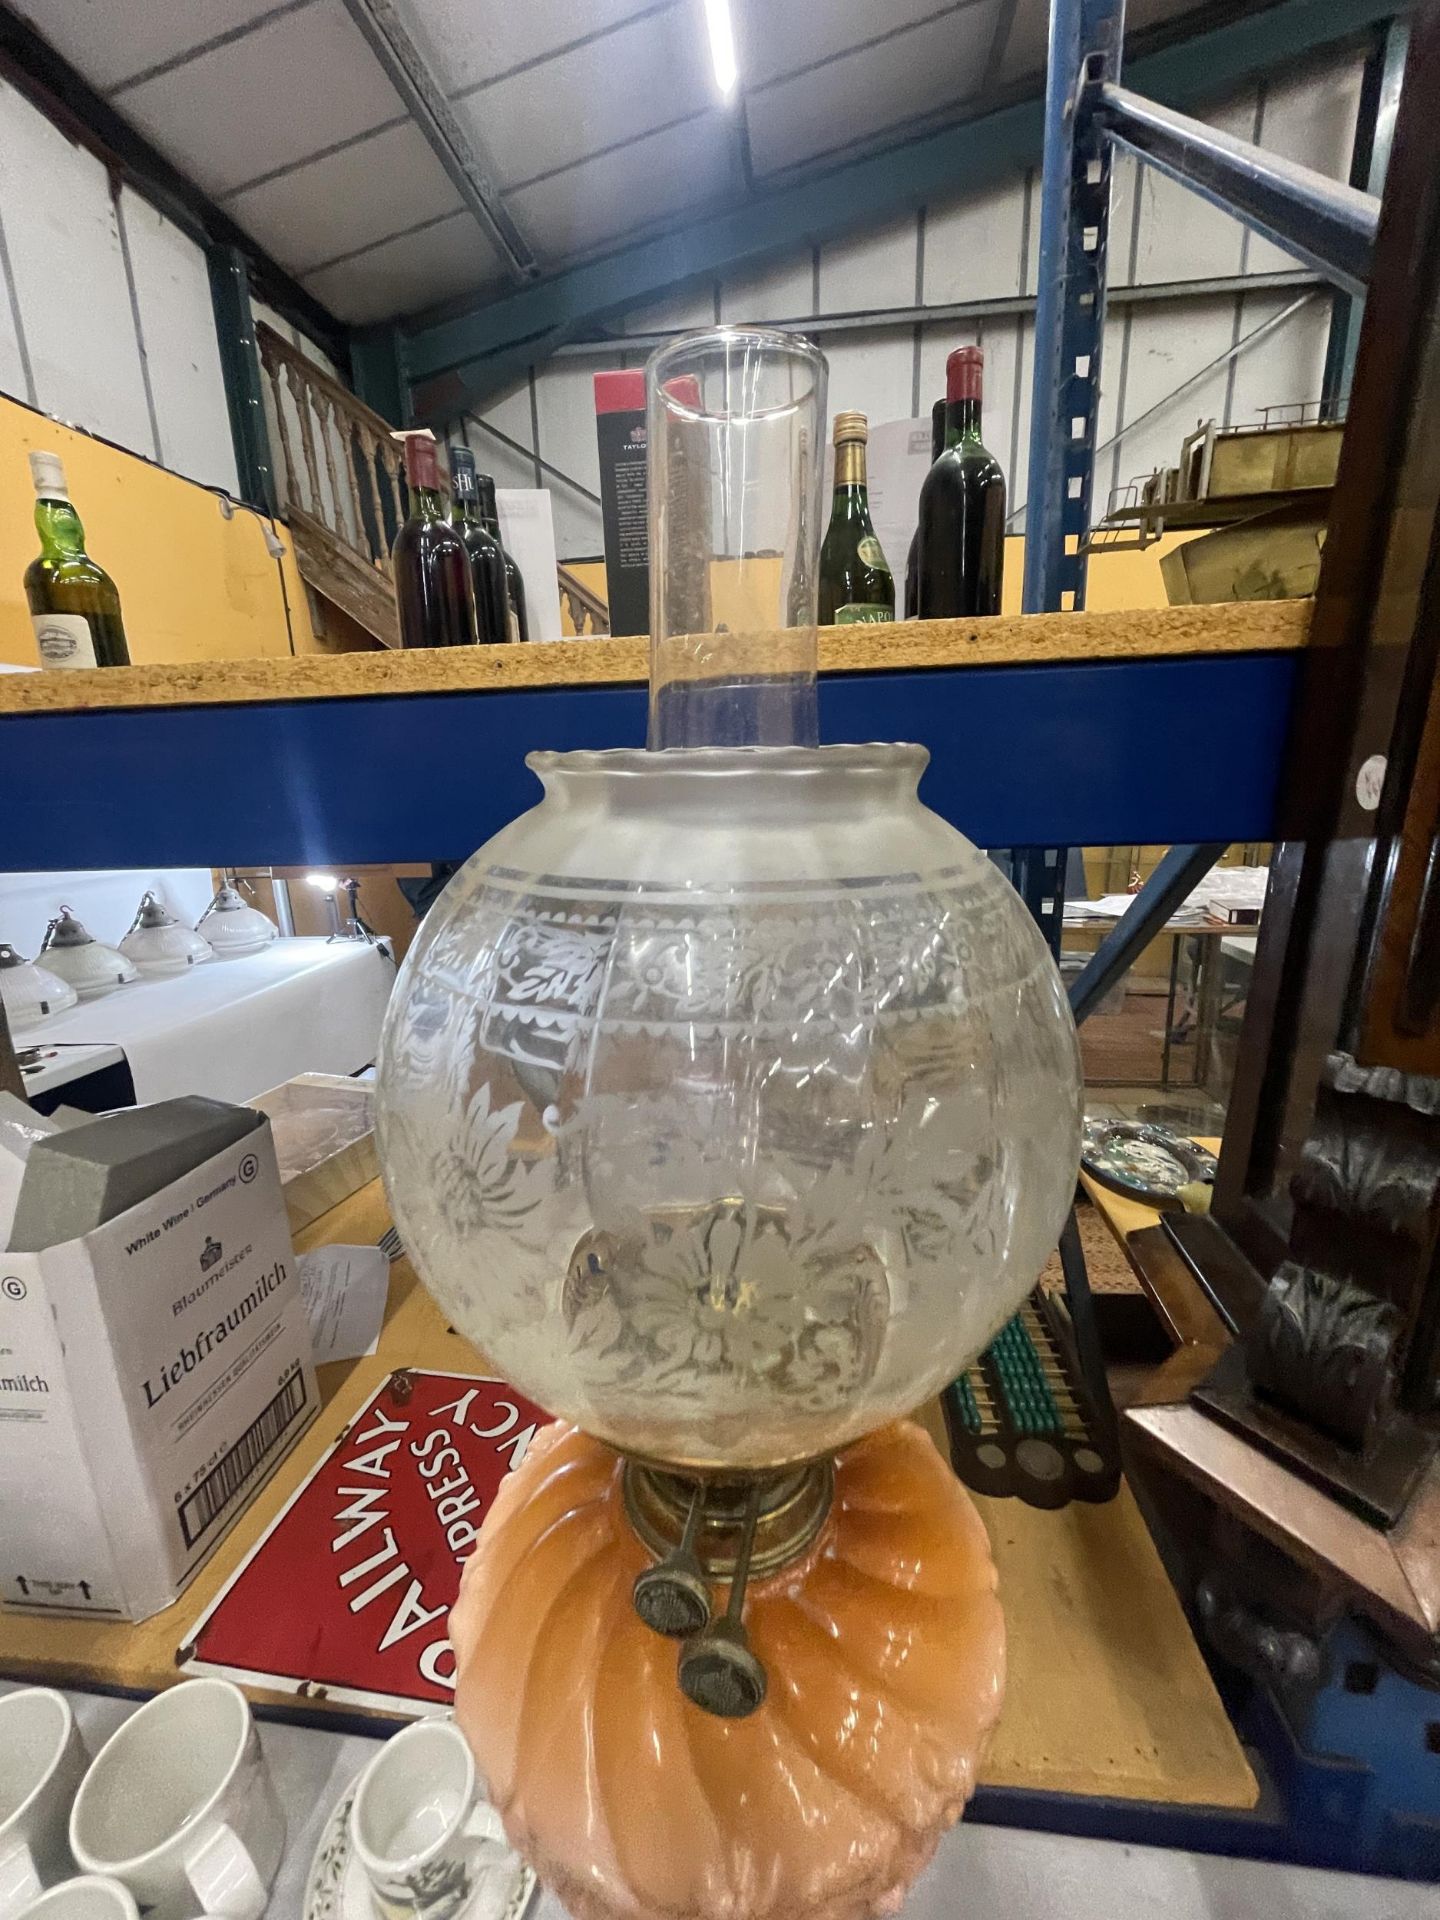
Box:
[0,1115,318,1622]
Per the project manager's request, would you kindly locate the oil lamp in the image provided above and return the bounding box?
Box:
[376,328,1081,1920]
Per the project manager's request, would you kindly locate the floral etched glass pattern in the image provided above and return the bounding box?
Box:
[376,743,1082,1471]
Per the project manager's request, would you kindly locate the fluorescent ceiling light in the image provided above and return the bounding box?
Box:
[306,872,338,892]
[704,0,738,98]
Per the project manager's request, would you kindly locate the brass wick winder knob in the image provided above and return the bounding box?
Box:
[632,1482,712,1639]
[677,1481,768,1719]
[626,1462,834,1718]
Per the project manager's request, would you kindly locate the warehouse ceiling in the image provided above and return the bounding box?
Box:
[14,0,1223,326]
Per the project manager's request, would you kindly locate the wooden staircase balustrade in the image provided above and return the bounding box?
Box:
[256,323,608,648]
[558,565,609,635]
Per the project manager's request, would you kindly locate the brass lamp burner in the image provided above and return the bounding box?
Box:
[624,1459,834,1719]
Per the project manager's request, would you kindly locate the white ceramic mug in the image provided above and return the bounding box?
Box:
[17,1877,140,1919]
[68,1680,282,1920]
[0,1689,89,1918]
[351,1719,513,1919]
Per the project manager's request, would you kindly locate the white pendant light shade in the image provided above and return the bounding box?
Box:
[0,941,79,1029]
[39,905,138,999]
[118,891,213,976]
[196,883,279,959]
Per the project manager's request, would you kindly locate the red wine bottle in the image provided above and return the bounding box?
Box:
[392,434,479,648]
[476,474,530,644]
[903,400,947,619]
[914,347,1005,618]
[448,445,512,644]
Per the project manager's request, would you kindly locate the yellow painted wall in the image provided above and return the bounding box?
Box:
[1001,531,1192,613]
[0,394,322,668]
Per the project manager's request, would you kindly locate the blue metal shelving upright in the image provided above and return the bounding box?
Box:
[1023,0,1381,611]
[1027,0,1385,1002]
[1018,2,1440,1877]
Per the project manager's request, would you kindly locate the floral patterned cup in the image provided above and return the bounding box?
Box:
[351,1720,510,1920]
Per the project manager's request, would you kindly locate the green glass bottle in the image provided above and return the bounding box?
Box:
[448,445,513,645]
[818,411,894,625]
[914,346,1006,618]
[475,474,530,644]
[24,451,130,667]
[904,399,949,618]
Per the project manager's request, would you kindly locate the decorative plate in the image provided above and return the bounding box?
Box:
[1081,1119,1218,1207]
[303,1783,538,1920]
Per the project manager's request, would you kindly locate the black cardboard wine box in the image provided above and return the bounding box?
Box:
[593,369,649,637]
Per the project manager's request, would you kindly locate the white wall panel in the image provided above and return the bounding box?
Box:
[1100,301,1236,509]
[534,357,606,560]
[819,328,914,436]
[458,412,536,495]
[121,190,238,494]
[252,307,343,387]
[461,373,536,473]
[819,212,919,315]
[0,211,28,402]
[1228,290,1331,425]
[982,318,1026,505]
[1128,93,1258,285]
[1093,310,1132,512]
[1246,57,1364,273]
[925,173,1030,305]
[720,251,813,324]
[452,375,543,548]
[1008,319,1035,530]
[0,79,152,456]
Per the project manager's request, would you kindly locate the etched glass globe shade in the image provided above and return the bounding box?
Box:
[375,743,1081,1471]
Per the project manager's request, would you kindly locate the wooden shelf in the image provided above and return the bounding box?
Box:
[0,1178,1257,1812]
[0,602,1309,716]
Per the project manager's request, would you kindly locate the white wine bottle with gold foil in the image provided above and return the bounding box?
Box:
[817,411,895,625]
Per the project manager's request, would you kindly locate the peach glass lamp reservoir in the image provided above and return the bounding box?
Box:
[376,328,1081,1920]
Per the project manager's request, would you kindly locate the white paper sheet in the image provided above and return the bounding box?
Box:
[298,1242,389,1364]
[497,487,562,641]
[32,938,395,1103]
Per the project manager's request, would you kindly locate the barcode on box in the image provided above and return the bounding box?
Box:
[179,1372,308,1549]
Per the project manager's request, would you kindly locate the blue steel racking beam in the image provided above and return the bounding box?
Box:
[1094,85,1380,297]
[0,652,1296,874]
